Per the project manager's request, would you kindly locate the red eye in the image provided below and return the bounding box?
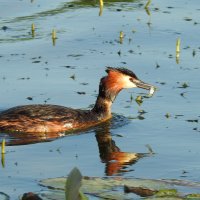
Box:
[129,78,134,82]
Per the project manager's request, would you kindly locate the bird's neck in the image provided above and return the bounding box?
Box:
[91,76,122,119]
[92,96,112,119]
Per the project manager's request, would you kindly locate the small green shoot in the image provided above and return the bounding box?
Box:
[1,139,5,168]
[145,0,152,9]
[52,29,57,46]
[31,23,35,31]
[119,31,124,39]
[31,23,35,37]
[176,38,181,53]
[52,29,56,39]
[1,139,5,154]
[176,38,181,63]
[119,31,124,44]
[99,0,104,16]
[65,167,88,200]
[1,153,5,168]
[99,0,103,7]
[135,96,143,106]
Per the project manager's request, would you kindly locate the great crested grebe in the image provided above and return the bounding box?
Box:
[0,67,155,133]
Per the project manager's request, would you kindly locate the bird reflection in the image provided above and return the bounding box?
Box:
[0,131,64,146]
[95,119,148,176]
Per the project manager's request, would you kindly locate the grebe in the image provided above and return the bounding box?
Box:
[0,67,155,133]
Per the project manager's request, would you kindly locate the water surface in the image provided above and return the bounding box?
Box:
[0,0,200,199]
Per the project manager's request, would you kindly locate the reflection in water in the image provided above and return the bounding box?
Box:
[1,153,5,168]
[0,115,150,175]
[8,0,141,23]
[95,119,148,176]
[145,7,151,16]
[0,131,64,146]
[1,0,143,43]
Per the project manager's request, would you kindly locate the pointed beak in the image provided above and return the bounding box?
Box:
[135,80,155,90]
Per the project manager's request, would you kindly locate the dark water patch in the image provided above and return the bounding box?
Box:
[32,60,41,63]
[6,0,141,24]
[26,97,33,101]
[186,119,198,123]
[1,26,9,31]
[162,11,171,14]
[76,91,86,95]
[184,17,193,22]
[18,77,31,80]
[80,82,89,86]
[177,82,189,89]
[61,65,76,69]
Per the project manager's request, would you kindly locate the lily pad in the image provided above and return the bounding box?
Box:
[39,176,200,200]
[0,192,9,200]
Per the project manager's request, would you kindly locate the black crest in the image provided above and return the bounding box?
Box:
[106,67,138,79]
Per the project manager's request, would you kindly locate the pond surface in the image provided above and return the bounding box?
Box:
[0,0,200,199]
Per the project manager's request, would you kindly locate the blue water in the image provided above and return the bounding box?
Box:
[0,0,200,199]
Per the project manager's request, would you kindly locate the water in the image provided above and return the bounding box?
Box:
[0,0,200,199]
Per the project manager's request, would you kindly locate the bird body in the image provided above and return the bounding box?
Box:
[0,67,155,133]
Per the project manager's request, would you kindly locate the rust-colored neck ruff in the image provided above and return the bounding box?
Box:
[92,71,123,119]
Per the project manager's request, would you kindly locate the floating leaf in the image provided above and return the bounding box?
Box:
[135,96,143,106]
[156,189,178,197]
[79,191,88,200]
[40,176,200,200]
[0,192,9,200]
[186,193,200,198]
